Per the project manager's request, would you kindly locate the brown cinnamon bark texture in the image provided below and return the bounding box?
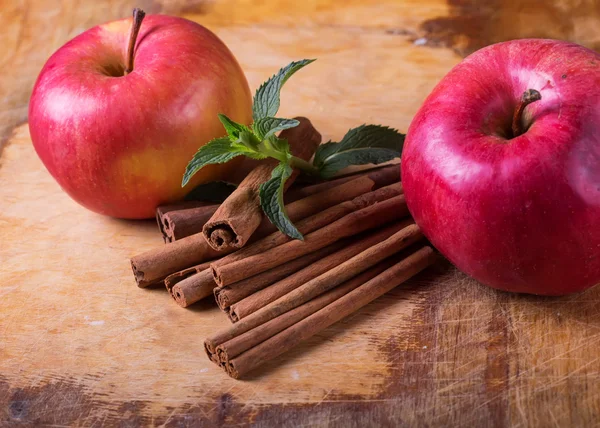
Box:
[205,222,422,355]
[210,183,404,286]
[131,235,223,288]
[228,220,412,322]
[217,255,402,363]
[156,201,212,243]
[176,179,402,308]
[130,120,323,289]
[287,164,400,199]
[168,177,391,306]
[202,117,321,251]
[160,165,400,243]
[212,193,409,287]
[214,241,347,312]
[251,175,380,238]
[209,245,436,378]
[132,177,401,288]
[160,204,218,243]
[170,269,215,307]
[164,261,212,295]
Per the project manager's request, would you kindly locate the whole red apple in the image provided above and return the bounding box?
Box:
[402,39,600,295]
[29,10,252,219]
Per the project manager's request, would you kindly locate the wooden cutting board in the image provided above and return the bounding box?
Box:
[2,1,600,426]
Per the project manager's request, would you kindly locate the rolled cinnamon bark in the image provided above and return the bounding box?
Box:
[210,246,436,378]
[132,118,319,288]
[170,269,215,307]
[287,164,400,199]
[160,204,218,243]
[202,117,321,251]
[251,175,384,238]
[156,201,211,243]
[132,180,402,288]
[164,261,212,295]
[211,183,404,285]
[214,241,347,312]
[228,220,412,322]
[161,166,400,243]
[131,235,223,288]
[205,222,422,354]
[216,254,402,363]
[167,178,391,306]
[212,194,409,287]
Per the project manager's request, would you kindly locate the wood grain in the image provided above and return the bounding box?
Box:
[1,0,600,426]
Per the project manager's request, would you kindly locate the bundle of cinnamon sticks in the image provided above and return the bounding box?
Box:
[131,118,436,378]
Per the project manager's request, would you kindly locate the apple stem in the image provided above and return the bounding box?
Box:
[511,89,542,138]
[124,8,146,75]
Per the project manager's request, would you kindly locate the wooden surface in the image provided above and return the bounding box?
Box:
[2,1,600,426]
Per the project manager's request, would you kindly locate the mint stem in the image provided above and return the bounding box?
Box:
[289,156,320,176]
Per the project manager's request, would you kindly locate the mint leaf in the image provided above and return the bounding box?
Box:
[252,59,316,121]
[235,130,262,152]
[318,148,401,178]
[253,117,300,140]
[182,137,246,187]
[218,114,249,141]
[313,125,405,178]
[259,163,303,240]
[185,181,237,203]
[268,136,291,155]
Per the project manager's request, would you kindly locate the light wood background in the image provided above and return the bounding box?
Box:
[2,0,600,426]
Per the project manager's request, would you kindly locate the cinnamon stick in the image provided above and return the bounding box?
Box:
[205,222,422,354]
[164,261,212,296]
[167,178,391,306]
[170,269,215,307]
[212,194,409,287]
[214,241,347,312]
[202,117,321,251]
[210,183,404,285]
[290,164,400,199]
[251,174,392,238]
[130,159,320,288]
[156,201,212,243]
[216,254,403,363]
[228,220,413,322]
[132,179,401,288]
[175,181,402,307]
[161,167,400,244]
[131,235,222,288]
[210,246,436,378]
[160,204,218,243]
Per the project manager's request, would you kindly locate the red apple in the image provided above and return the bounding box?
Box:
[402,39,600,295]
[29,10,252,219]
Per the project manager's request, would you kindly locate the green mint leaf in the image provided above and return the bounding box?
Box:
[235,130,262,151]
[264,135,292,159]
[259,163,303,240]
[182,137,246,187]
[218,114,250,141]
[313,125,405,178]
[252,59,316,121]
[317,148,401,178]
[185,181,237,203]
[253,117,300,140]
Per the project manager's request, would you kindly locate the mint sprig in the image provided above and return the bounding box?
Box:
[313,125,405,178]
[253,117,300,140]
[183,59,405,240]
[259,163,303,240]
[252,59,315,121]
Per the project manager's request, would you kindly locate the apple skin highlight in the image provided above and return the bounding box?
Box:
[401,39,600,296]
[29,14,252,219]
